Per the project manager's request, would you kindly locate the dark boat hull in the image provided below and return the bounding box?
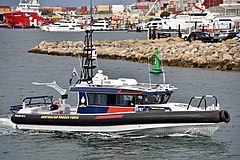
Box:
[11,110,230,126]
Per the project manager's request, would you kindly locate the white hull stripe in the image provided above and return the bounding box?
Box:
[15,123,216,133]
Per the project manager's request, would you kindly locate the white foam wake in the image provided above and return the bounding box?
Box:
[0,115,17,136]
[0,118,15,128]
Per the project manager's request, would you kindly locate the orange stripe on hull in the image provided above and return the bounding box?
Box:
[107,107,134,113]
[95,115,124,119]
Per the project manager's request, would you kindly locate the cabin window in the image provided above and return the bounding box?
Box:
[87,93,116,106]
[87,93,171,106]
[117,95,135,107]
[136,95,158,104]
[87,93,135,107]
[107,94,116,106]
[160,94,171,104]
[136,94,171,104]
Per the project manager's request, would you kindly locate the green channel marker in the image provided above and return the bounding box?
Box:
[150,48,163,74]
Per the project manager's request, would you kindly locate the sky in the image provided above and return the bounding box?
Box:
[0,0,136,7]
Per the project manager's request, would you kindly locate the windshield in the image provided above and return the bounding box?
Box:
[136,94,171,105]
[23,96,53,106]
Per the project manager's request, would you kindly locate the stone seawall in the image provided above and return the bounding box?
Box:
[28,38,240,71]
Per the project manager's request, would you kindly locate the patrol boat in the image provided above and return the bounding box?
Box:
[10,30,230,135]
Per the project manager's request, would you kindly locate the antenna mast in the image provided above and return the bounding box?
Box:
[77,0,97,84]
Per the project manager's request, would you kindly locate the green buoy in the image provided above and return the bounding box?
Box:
[150,48,163,74]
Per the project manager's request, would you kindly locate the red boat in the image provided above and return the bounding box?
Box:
[3,11,44,28]
[2,0,45,29]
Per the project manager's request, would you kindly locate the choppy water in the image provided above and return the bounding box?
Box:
[0,29,240,160]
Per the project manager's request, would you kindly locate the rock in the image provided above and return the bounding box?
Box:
[229,47,240,56]
[235,58,240,63]
[191,48,198,53]
[184,50,190,55]
[223,54,233,61]
[211,53,219,59]
[28,39,240,72]
[220,45,230,53]
[209,45,215,50]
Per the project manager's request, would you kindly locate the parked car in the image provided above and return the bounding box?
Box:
[233,32,240,42]
[186,31,220,43]
[218,30,238,41]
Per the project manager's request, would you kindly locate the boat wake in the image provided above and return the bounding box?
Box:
[48,131,211,140]
[0,114,17,136]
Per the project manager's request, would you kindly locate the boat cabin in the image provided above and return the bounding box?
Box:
[70,70,174,114]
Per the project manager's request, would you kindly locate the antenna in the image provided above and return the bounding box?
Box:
[159,52,166,84]
[90,0,93,25]
[148,57,152,89]
[162,68,166,85]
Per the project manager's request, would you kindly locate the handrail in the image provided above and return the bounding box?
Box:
[197,96,207,110]
[205,95,218,106]
[23,95,53,106]
[10,104,23,113]
[187,95,218,110]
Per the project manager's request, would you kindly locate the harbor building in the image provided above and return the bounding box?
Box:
[220,0,240,15]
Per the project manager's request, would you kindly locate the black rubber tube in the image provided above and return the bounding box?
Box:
[220,110,231,123]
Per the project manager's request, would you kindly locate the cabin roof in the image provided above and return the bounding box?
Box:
[70,83,175,95]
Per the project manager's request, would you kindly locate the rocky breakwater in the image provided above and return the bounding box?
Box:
[29,38,240,71]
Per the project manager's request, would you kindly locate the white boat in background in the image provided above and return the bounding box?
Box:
[161,9,240,32]
[161,10,218,30]
[41,19,85,32]
[147,18,163,30]
[86,20,112,31]
[16,0,41,16]
[136,17,163,31]
[208,16,240,32]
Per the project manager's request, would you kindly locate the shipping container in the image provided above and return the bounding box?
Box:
[203,0,223,9]
[48,7,65,12]
[0,6,11,12]
[86,6,96,14]
[66,7,77,11]
[137,0,147,2]
[138,5,149,10]
[97,5,110,12]
[112,5,124,11]
[112,5,124,14]
[79,6,88,14]
[80,6,88,12]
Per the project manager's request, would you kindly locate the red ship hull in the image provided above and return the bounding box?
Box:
[3,11,45,28]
